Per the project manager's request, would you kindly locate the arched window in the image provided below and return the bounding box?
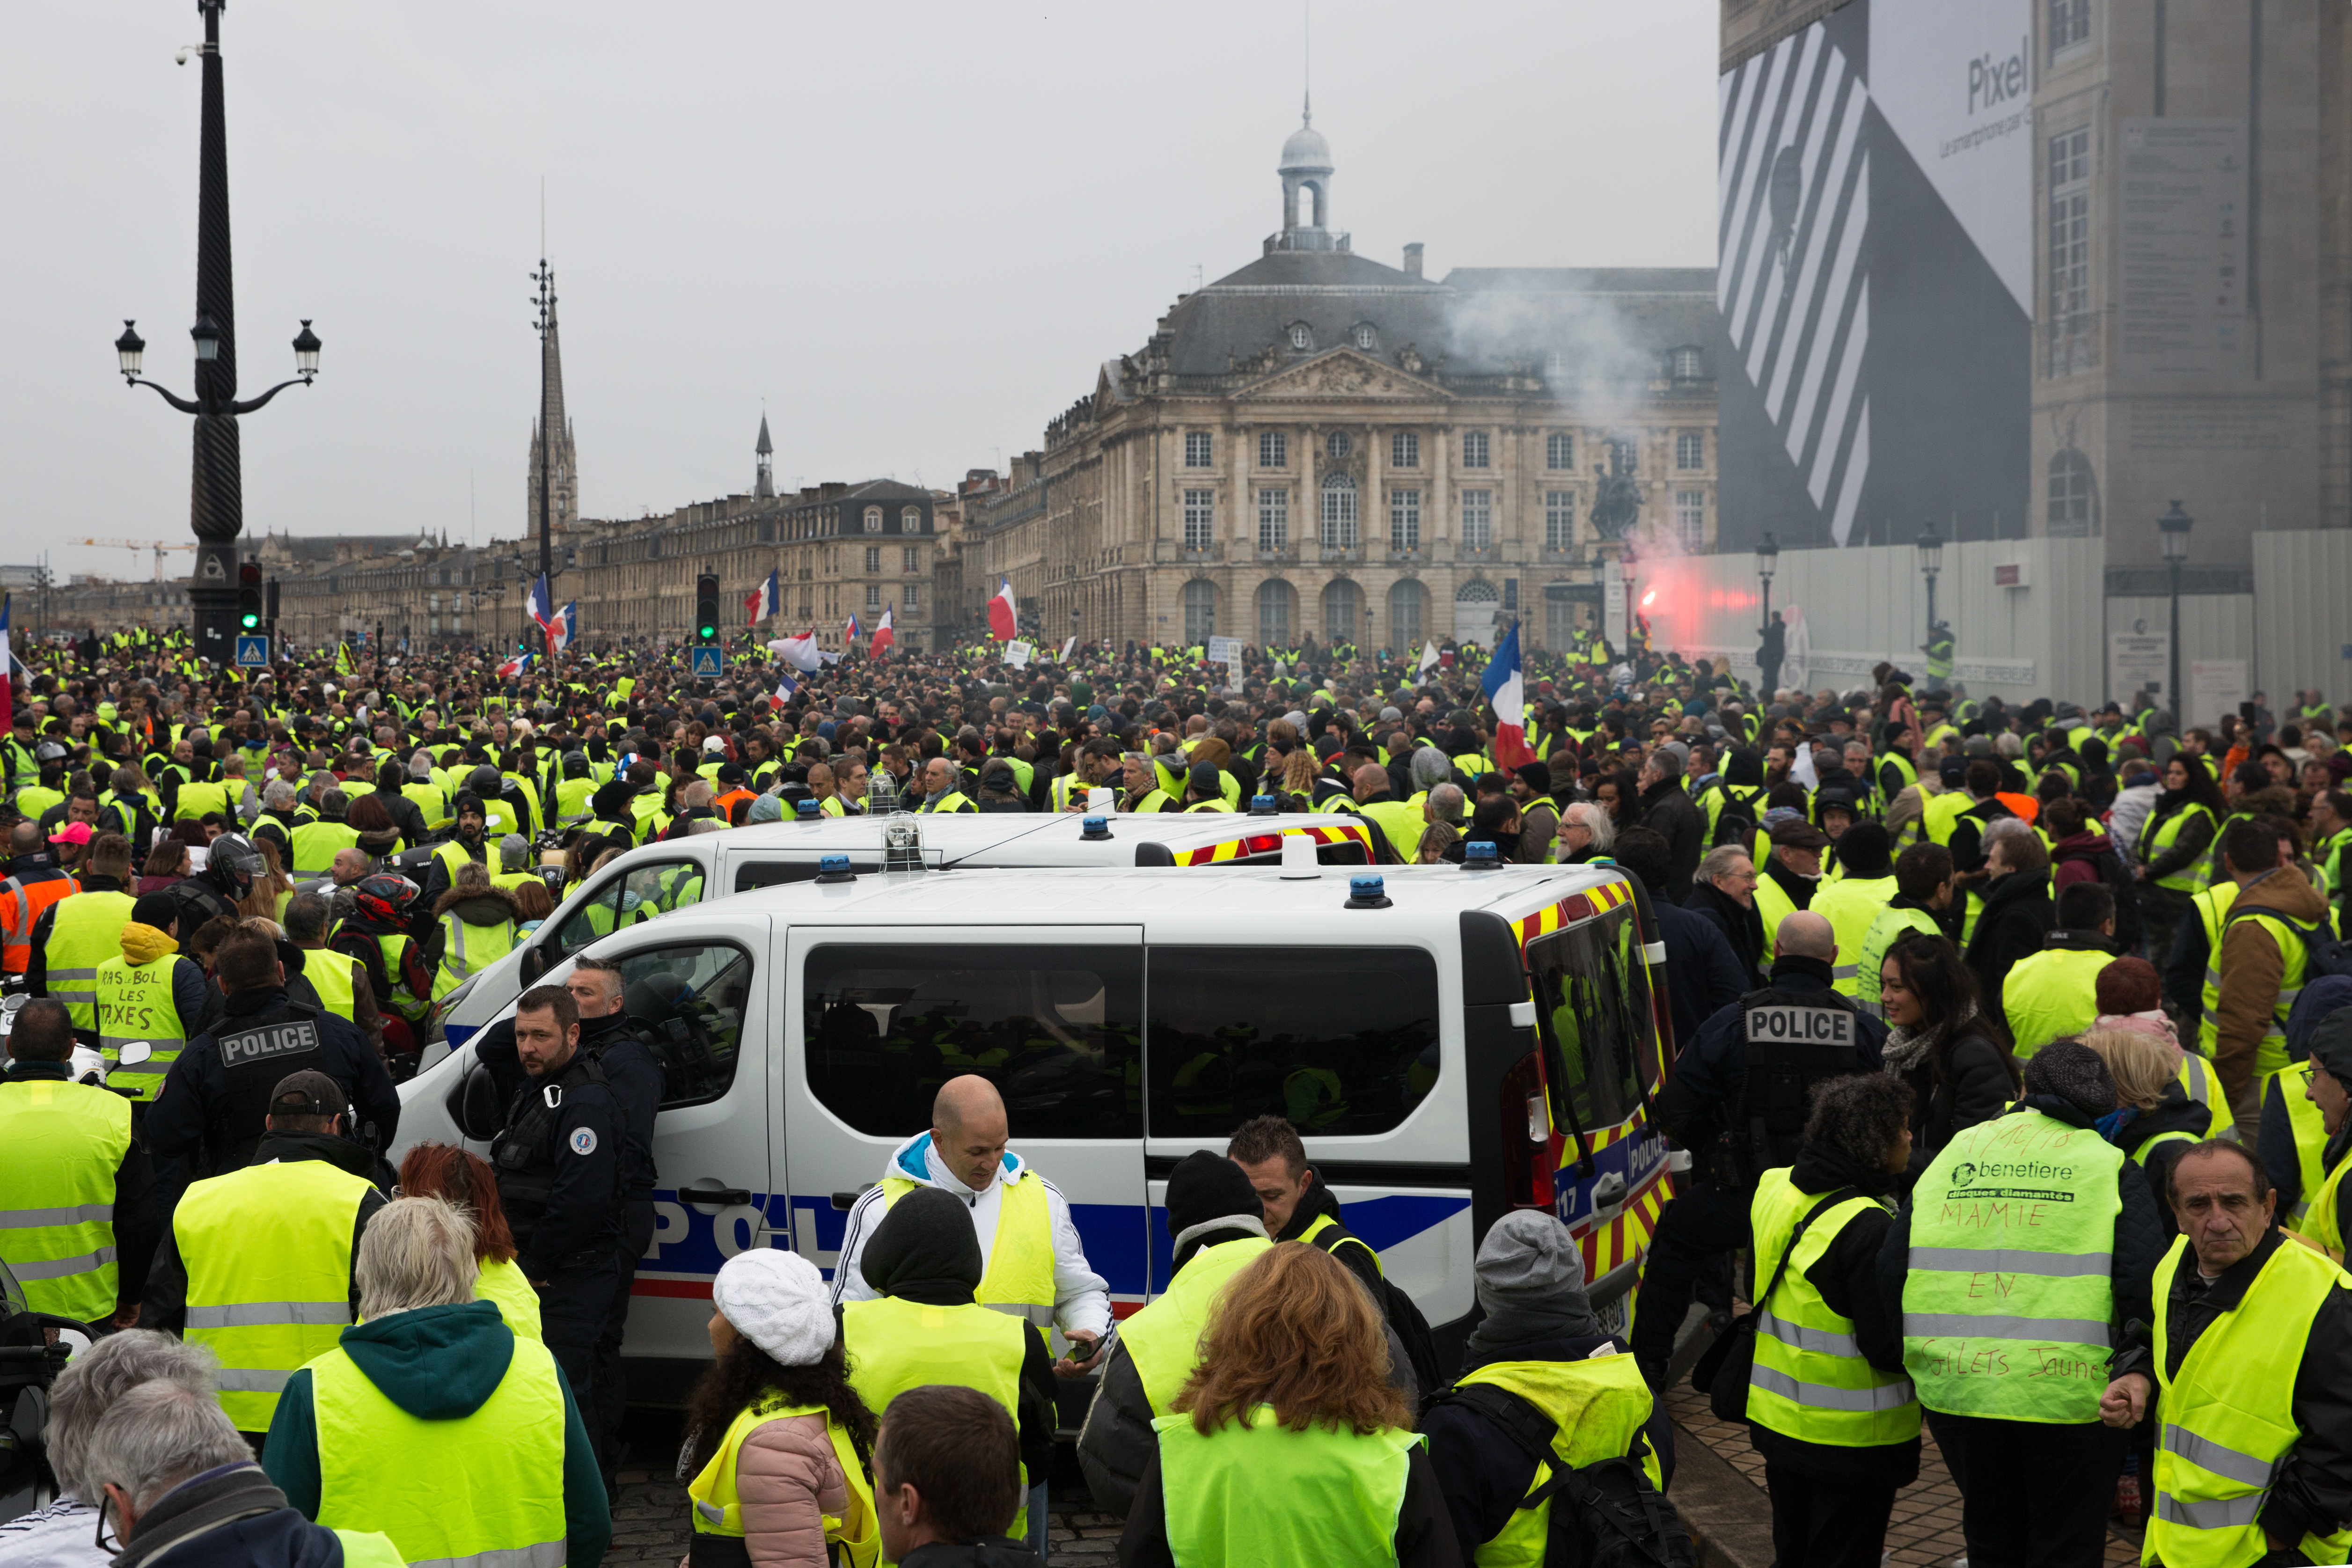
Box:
[1387,579,1424,649]
[863,506,883,533]
[1183,579,1216,644]
[1453,579,1501,645]
[2048,449,2097,537]
[1256,579,1293,647]
[901,506,921,533]
[1326,431,1351,460]
[1320,473,1357,549]
[1323,579,1361,645]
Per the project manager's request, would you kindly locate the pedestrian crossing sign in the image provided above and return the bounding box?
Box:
[689,647,723,678]
[235,634,270,667]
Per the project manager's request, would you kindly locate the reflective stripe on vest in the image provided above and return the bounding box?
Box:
[2224,908,2310,1082]
[176,1158,377,1431]
[1,874,75,971]
[1453,1355,1658,1567]
[1745,1168,1921,1446]
[687,1399,879,1566]
[41,891,138,1029]
[1122,1237,1276,1413]
[877,1171,1056,1320]
[2149,1234,2352,1568]
[435,913,518,1001]
[96,953,191,1100]
[0,1078,132,1321]
[1154,1405,1420,1568]
[312,1332,570,1568]
[1903,1110,2124,1422]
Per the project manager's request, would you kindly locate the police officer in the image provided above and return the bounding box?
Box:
[1627,911,1886,1392]
[0,998,160,1328]
[490,982,627,1465]
[1890,1040,2161,1565]
[142,1069,388,1440]
[2099,1135,2352,1564]
[145,923,401,1187]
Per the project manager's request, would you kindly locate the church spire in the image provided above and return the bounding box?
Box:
[755,412,775,499]
[528,260,577,537]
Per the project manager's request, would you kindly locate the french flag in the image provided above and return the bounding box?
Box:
[748,569,780,627]
[1480,622,1538,770]
[987,578,1018,641]
[844,612,862,650]
[767,630,824,672]
[549,602,578,655]
[525,573,555,638]
[869,605,895,659]
[496,650,535,680]
[769,670,798,710]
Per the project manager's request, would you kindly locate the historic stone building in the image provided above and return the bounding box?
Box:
[953,108,1718,653]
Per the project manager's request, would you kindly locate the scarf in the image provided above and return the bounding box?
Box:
[1883,1000,1978,1078]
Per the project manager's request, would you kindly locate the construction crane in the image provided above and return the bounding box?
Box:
[70,538,199,580]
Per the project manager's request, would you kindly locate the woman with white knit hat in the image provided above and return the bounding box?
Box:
[681,1249,880,1568]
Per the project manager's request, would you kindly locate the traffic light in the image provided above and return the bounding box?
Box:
[237,561,263,631]
[265,576,280,624]
[695,574,721,645]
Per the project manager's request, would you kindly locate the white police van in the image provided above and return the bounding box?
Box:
[428,811,1379,1050]
[393,848,1677,1390]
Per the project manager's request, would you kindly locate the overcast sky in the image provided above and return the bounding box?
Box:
[4,2,1716,585]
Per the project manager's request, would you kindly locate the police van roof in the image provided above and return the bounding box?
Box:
[710,860,1639,935]
[612,811,1377,867]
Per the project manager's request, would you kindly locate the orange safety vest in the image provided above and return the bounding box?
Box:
[0,872,78,975]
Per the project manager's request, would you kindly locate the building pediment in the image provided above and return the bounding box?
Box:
[1236,348,1451,403]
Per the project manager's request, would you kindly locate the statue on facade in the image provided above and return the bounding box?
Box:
[1590,453,1641,541]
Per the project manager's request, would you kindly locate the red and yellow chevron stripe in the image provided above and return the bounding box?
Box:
[1171,820,1374,867]
[1509,873,1635,949]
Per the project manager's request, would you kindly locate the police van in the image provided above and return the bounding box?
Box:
[428,812,1378,1049]
[392,850,1677,1392]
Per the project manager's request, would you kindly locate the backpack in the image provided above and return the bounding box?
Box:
[1305,1227,1444,1394]
[1421,1381,1693,1568]
[2223,904,2352,985]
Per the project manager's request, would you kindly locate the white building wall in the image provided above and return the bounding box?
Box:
[2254,531,2352,703]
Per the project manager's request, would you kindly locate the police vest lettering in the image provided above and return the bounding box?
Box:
[209,1005,329,1169]
[219,1017,323,1070]
[1744,1006,1854,1046]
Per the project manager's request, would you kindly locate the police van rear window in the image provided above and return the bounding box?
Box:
[804,945,1143,1139]
[1145,948,1439,1139]
[1524,907,1656,1136]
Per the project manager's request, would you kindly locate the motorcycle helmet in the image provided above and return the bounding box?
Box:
[205,833,264,900]
[353,872,420,925]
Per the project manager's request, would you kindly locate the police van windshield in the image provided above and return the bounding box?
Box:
[1524,905,1657,1140]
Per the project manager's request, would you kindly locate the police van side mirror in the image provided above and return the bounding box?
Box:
[453,1063,504,1141]
[518,945,549,986]
[115,1042,154,1067]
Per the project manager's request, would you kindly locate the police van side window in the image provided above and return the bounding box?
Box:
[1144,947,1439,1139]
[554,861,703,957]
[617,940,751,1108]
[1526,908,1656,1136]
[804,945,1143,1139]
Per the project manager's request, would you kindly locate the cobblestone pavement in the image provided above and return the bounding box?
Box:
[1664,1383,2143,1567]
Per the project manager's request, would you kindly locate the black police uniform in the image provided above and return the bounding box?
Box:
[1625,953,1886,1387]
[492,1043,627,1464]
[145,987,402,1192]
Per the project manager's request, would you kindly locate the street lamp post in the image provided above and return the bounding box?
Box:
[114,0,319,665]
[2159,501,2194,721]
[1619,542,1640,650]
[1915,522,1943,674]
[1754,530,1779,629]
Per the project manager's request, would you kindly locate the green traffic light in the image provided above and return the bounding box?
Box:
[699,624,716,640]
[240,613,260,630]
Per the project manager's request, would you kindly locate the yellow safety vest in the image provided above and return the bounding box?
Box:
[2275,1063,2332,1235]
[688,1399,879,1568]
[842,1294,1033,1534]
[435,912,518,1000]
[308,1329,569,1568]
[1153,1405,1419,1568]
[1121,1237,1275,1413]
[2220,905,2311,1083]
[40,891,138,1032]
[2192,883,2242,1059]
[1753,867,1808,964]
[1856,905,1943,1018]
[176,1158,379,1432]
[173,779,230,821]
[2148,1235,2352,1567]
[432,839,484,890]
[95,953,193,1099]
[402,782,451,831]
[1451,1355,1660,1567]
[877,1171,1056,1319]
[290,821,363,879]
[0,1075,132,1322]
[2141,802,2217,894]
[1807,875,1897,996]
[2000,945,2115,1057]
[300,946,365,1025]
[1745,1168,1920,1448]
[476,1255,545,1341]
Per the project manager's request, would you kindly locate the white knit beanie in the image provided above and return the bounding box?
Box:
[711,1250,835,1367]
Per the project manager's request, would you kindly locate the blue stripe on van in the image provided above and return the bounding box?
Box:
[1147,1195,1469,1295]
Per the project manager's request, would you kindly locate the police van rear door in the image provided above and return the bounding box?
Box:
[781,923,1150,1341]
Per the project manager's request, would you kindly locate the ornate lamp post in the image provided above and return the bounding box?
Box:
[1754,530,1779,628]
[114,1,318,664]
[2159,501,2194,720]
[1916,522,1943,643]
